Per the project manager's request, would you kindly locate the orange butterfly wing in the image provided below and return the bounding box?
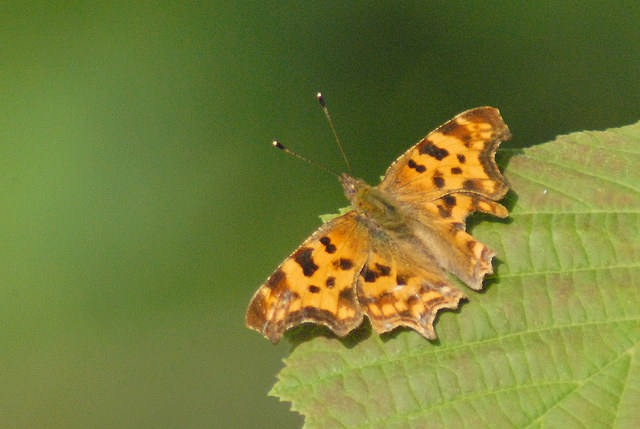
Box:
[380,106,510,202]
[378,107,511,290]
[246,211,369,343]
[355,234,465,340]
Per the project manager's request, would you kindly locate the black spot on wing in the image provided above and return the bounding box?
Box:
[433,176,445,189]
[363,270,376,283]
[375,263,391,276]
[333,258,354,270]
[457,154,466,164]
[442,195,457,207]
[419,140,449,160]
[293,247,318,277]
[463,179,479,191]
[319,236,337,254]
[451,167,462,175]
[326,276,336,289]
[362,262,392,283]
[408,159,427,173]
[308,285,320,294]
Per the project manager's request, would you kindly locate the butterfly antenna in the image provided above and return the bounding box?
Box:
[317,92,352,172]
[272,141,340,178]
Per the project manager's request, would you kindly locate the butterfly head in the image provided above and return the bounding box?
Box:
[339,173,365,203]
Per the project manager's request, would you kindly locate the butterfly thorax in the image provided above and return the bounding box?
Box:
[340,173,407,231]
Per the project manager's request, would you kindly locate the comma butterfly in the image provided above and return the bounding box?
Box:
[247,105,511,343]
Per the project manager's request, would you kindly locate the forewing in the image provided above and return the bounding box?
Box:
[246,211,370,343]
[380,106,511,201]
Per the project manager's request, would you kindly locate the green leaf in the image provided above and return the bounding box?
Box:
[270,120,640,428]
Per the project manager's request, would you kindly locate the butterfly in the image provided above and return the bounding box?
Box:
[246,107,511,343]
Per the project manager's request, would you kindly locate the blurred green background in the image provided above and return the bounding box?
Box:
[0,2,638,428]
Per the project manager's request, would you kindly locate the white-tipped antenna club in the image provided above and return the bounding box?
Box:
[317,92,351,172]
[272,141,339,177]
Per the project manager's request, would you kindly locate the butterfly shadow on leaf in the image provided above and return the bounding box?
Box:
[285,320,374,350]
[285,309,473,349]
[478,259,505,294]
[379,326,445,346]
